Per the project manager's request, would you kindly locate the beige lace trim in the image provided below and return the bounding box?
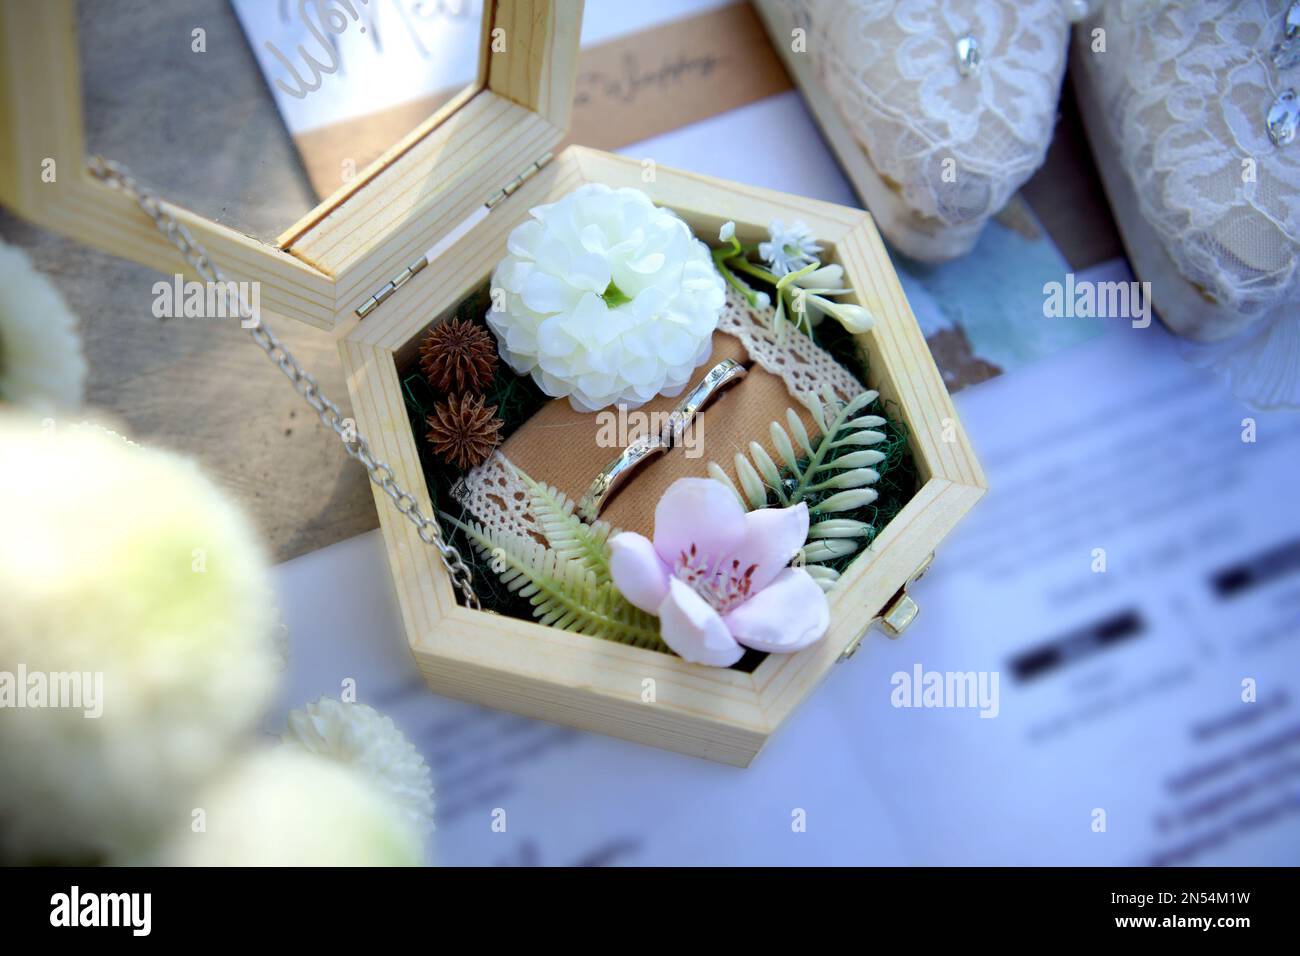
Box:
[716,289,865,412]
[451,452,545,543]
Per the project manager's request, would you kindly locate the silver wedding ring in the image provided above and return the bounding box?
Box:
[578,359,747,520]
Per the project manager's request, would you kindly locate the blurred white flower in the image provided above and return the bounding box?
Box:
[487,183,725,412]
[0,415,278,863]
[759,220,821,277]
[718,221,736,242]
[282,697,434,834]
[160,747,422,866]
[0,240,86,412]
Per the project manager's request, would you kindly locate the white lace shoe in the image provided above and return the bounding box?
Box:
[774,0,1075,262]
[1073,0,1300,407]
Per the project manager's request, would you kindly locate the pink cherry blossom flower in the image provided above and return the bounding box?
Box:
[608,478,830,667]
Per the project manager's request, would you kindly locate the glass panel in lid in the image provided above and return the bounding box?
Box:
[77,0,486,244]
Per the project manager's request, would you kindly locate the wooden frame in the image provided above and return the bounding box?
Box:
[0,0,582,333]
[1,0,985,766]
[342,147,985,767]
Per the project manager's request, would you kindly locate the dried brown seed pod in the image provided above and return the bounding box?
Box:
[418,318,499,395]
[425,393,503,470]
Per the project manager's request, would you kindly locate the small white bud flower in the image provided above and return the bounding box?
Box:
[759,220,821,276]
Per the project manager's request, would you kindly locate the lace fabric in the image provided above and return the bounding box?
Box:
[783,0,1069,236]
[1077,0,1300,405]
[452,450,544,544]
[715,290,865,409]
[776,0,1297,405]
[1181,305,1300,410]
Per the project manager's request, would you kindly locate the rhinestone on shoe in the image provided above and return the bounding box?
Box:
[1267,89,1299,147]
[1066,0,1094,22]
[1275,3,1300,70]
[955,35,981,78]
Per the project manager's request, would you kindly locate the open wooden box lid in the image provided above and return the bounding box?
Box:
[0,0,582,336]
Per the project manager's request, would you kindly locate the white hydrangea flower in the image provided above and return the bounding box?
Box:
[487,183,725,412]
[0,240,86,412]
[760,219,821,277]
[0,415,278,863]
[282,697,434,834]
[160,748,422,866]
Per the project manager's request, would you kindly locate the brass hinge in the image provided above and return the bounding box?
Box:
[355,255,429,320]
[485,152,553,209]
[838,552,934,662]
[355,152,555,320]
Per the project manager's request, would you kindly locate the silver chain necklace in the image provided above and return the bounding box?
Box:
[87,156,482,611]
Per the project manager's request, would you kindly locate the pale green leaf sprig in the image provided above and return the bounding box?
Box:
[711,221,874,338]
[709,388,887,591]
[441,468,667,652]
[515,470,613,578]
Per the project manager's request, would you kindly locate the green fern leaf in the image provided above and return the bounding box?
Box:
[786,408,814,457]
[734,453,769,509]
[803,563,841,592]
[515,471,614,577]
[709,387,891,587]
[747,440,784,498]
[806,518,871,539]
[802,539,859,562]
[831,449,887,469]
[444,514,668,652]
[708,462,747,507]
[811,488,878,514]
[770,420,800,471]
